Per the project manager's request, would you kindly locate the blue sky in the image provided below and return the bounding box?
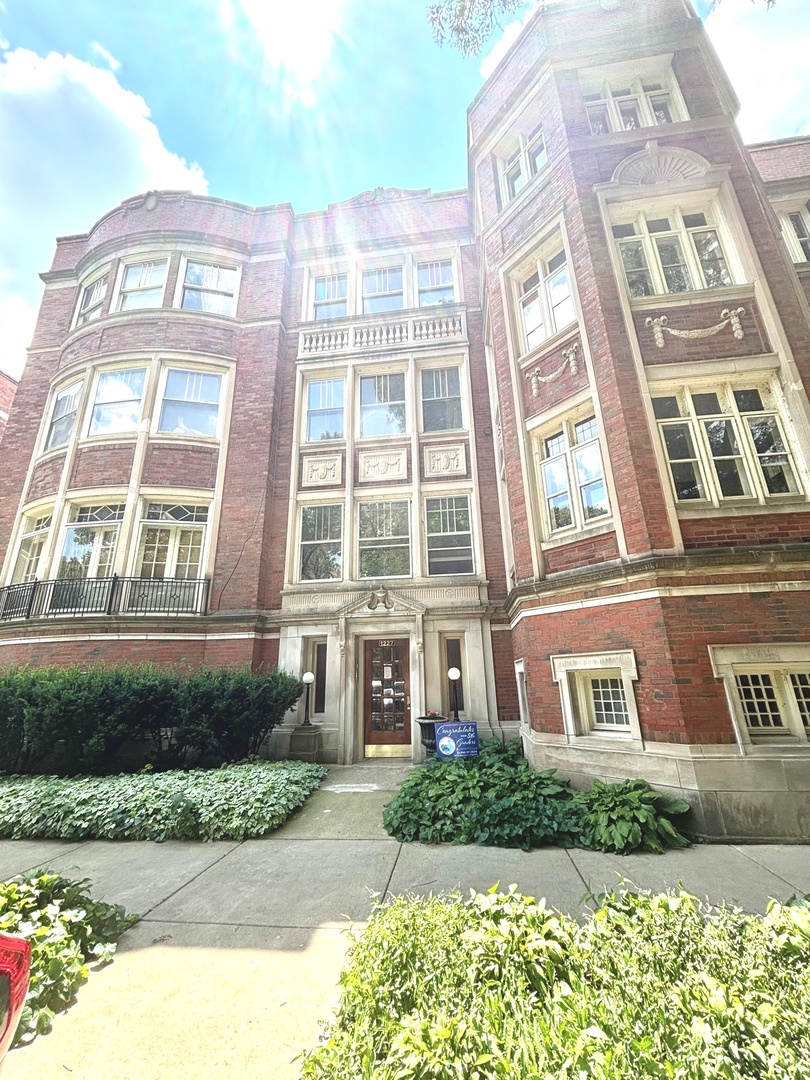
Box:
[1,0,808,379]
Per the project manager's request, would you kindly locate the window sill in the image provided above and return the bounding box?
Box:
[517,322,579,368]
[676,499,810,518]
[541,520,615,551]
[148,433,221,446]
[628,283,751,311]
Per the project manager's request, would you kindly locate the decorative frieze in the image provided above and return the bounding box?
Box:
[645,308,745,349]
[526,343,580,398]
[358,448,407,482]
[301,454,342,487]
[424,443,467,477]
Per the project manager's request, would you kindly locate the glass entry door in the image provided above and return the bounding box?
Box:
[364,639,410,747]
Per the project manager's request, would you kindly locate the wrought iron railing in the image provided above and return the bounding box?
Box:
[0,576,210,621]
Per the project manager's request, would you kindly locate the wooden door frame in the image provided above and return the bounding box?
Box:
[363,637,411,747]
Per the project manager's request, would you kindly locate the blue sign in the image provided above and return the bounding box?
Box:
[435,721,479,759]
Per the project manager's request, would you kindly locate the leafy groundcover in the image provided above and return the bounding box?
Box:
[0,760,326,842]
[383,741,690,855]
[302,887,810,1080]
[1,872,137,1046]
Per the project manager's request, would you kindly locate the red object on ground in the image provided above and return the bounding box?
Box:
[0,931,31,1069]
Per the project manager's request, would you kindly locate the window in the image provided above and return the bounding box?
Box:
[551,651,642,741]
[117,260,167,311]
[418,261,455,306]
[358,501,410,577]
[306,379,344,441]
[445,637,466,714]
[518,247,575,353]
[539,414,609,534]
[12,513,52,584]
[425,496,474,575]
[76,273,109,325]
[300,505,343,581]
[158,370,222,437]
[58,504,125,579]
[584,77,685,134]
[362,267,403,314]
[135,503,208,581]
[180,261,238,316]
[501,125,547,202]
[44,380,83,452]
[89,369,146,436]
[314,274,347,320]
[781,207,810,263]
[421,368,462,432]
[360,373,406,437]
[710,646,810,746]
[652,384,801,507]
[613,210,732,297]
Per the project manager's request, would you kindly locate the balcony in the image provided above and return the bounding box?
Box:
[298,304,467,358]
[0,576,210,622]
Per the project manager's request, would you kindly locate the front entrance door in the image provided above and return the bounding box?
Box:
[364,638,411,748]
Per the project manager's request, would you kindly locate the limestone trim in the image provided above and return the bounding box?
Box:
[550,649,644,748]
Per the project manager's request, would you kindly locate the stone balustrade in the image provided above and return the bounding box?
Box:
[299,306,466,357]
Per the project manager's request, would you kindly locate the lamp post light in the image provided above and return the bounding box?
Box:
[448,666,461,723]
[302,670,315,726]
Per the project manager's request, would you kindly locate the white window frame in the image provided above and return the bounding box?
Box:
[417,260,455,307]
[42,378,84,454]
[174,256,240,317]
[709,645,810,749]
[85,366,148,439]
[358,371,407,439]
[357,499,411,579]
[612,206,734,298]
[134,503,209,581]
[57,503,127,580]
[11,511,53,584]
[424,495,475,576]
[74,268,110,327]
[499,124,547,205]
[299,503,344,582]
[652,380,804,509]
[313,272,349,321]
[551,651,643,745]
[114,257,169,312]
[779,205,810,264]
[305,377,345,443]
[584,73,687,135]
[360,265,404,316]
[536,410,611,538]
[420,365,463,433]
[154,366,224,440]
[514,238,576,356]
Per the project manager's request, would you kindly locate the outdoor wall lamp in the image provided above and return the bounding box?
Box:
[448,666,461,722]
[302,670,315,726]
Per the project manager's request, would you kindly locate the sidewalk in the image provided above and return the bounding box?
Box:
[3,764,810,1079]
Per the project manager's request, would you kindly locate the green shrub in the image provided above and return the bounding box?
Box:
[382,741,690,854]
[0,663,304,774]
[0,872,137,1046]
[302,886,810,1079]
[0,760,326,841]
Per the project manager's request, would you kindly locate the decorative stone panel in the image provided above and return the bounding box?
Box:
[301,454,342,487]
[358,448,407,482]
[423,443,466,477]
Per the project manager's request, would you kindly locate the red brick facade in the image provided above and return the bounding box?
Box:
[0,371,16,445]
[0,0,809,835]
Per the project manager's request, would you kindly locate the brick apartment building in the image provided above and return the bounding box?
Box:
[1,0,809,837]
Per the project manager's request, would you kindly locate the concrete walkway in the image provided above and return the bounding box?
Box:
[3,764,810,1079]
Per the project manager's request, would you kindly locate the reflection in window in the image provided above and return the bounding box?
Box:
[358,501,410,577]
[540,414,609,534]
[136,504,208,580]
[314,274,347,320]
[426,496,474,575]
[613,211,732,298]
[306,379,344,441]
[159,370,222,437]
[118,261,167,311]
[421,368,462,432]
[12,513,52,584]
[417,261,454,306]
[360,374,406,437]
[77,274,109,325]
[300,505,343,581]
[362,267,403,314]
[45,380,83,451]
[58,504,125,579]
[519,248,575,354]
[89,369,146,436]
[181,262,238,316]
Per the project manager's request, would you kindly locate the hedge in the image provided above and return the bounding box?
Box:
[0,663,304,774]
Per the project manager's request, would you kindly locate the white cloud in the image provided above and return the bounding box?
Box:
[480,4,538,81]
[0,48,207,379]
[705,0,810,142]
[89,41,121,71]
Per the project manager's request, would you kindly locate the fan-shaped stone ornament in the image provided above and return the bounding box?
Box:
[613,144,710,186]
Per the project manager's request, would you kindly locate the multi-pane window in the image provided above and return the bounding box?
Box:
[117,261,167,311]
[136,504,208,580]
[76,274,109,325]
[539,414,609,534]
[180,261,238,316]
[158,370,222,437]
[652,385,801,506]
[89,369,146,436]
[314,274,348,320]
[417,261,454,306]
[44,380,83,452]
[518,247,575,353]
[613,210,732,297]
[733,669,810,741]
[360,373,406,437]
[362,267,403,314]
[425,496,474,575]
[589,676,631,729]
[421,368,462,432]
[12,514,52,584]
[300,505,343,581]
[584,77,684,134]
[502,125,547,202]
[306,379,344,441]
[782,209,810,263]
[58,504,125,579]
[358,501,410,578]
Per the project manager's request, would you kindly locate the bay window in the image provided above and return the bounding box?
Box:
[89,368,146,436]
[135,504,208,580]
[180,261,238,316]
[58,504,125,580]
[517,246,575,354]
[158,369,222,437]
[584,75,685,134]
[117,260,167,310]
[44,380,83,452]
[501,125,547,203]
[652,383,802,507]
[613,209,732,297]
[12,513,52,584]
[76,273,109,325]
[538,414,610,535]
